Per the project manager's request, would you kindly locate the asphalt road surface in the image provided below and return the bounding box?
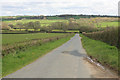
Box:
[5,34,95,78]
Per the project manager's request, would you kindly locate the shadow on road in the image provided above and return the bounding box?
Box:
[62,50,87,57]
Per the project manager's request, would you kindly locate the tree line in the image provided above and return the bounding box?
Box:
[2,18,98,33]
[2,14,119,21]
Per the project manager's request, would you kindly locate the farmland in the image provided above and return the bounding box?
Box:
[1,16,119,77]
[2,17,118,34]
[2,33,66,45]
[96,21,119,27]
[1,0,119,77]
[3,19,68,27]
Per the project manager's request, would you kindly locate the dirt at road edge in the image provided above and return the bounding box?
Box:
[83,58,118,78]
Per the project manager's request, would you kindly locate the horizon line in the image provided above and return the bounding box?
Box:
[1,14,118,17]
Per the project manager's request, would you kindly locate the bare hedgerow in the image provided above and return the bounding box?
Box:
[83,27,118,47]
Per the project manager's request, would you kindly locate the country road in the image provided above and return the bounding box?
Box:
[5,34,117,78]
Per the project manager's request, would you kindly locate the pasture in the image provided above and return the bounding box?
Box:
[2,33,65,45]
[96,21,119,27]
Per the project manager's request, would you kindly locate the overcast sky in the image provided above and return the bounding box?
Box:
[0,0,119,16]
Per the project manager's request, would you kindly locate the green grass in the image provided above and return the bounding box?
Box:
[0,57,1,78]
[2,33,65,45]
[2,35,73,77]
[52,30,64,32]
[66,30,79,32]
[96,22,119,27]
[52,30,79,33]
[80,34,118,71]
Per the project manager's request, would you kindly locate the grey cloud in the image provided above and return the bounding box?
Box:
[0,0,119,16]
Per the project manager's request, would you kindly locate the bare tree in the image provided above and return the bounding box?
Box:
[8,24,14,29]
[33,21,41,31]
[16,22,23,31]
[2,22,10,30]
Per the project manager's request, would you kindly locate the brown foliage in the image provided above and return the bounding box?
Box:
[83,27,118,47]
[2,22,10,30]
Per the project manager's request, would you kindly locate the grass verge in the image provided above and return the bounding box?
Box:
[80,34,118,72]
[2,35,73,77]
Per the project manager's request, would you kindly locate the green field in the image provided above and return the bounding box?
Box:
[96,22,118,27]
[2,33,66,45]
[3,19,68,27]
[80,34,118,71]
[52,30,79,32]
[66,30,79,32]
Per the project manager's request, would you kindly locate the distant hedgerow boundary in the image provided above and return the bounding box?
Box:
[82,27,118,47]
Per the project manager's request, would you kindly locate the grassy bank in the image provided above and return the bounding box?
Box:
[83,27,118,47]
[2,35,73,77]
[2,33,71,56]
[80,34,118,72]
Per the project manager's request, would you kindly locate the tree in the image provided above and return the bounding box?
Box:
[8,24,14,29]
[33,21,41,31]
[68,18,76,30]
[40,26,48,32]
[2,22,10,30]
[51,22,68,32]
[47,26,53,32]
[16,22,23,31]
[23,23,29,31]
[27,22,34,29]
[24,21,41,31]
[61,22,68,32]
[24,22,34,31]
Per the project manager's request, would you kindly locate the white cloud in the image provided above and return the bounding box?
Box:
[0,0,119,16]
